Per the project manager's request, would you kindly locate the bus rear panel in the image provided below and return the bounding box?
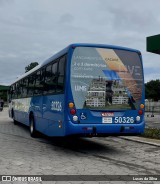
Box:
[65,45,145,136]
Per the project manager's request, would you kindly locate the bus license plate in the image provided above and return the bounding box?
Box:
[102,117,112,124]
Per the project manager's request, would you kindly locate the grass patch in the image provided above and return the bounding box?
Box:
[140,128,160,139]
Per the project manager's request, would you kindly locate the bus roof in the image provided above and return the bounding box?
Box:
[12,43,141,84]
[70,43,140,53]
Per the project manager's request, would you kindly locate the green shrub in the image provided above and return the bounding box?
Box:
[140,128,160,139]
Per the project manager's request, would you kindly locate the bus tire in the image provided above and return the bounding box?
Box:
[12,109,18,125]
[29,115,37,138]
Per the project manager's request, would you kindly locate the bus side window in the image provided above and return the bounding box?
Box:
[35,70,42,95]
[16,82,21,98]
[51,61,58,92]
[11,84,16,99]
[44,65,52,94]
[28,74,35,96]
[57,56,66,93]
[22,78,28,97]
[41,68,46,94]
[19,80,23,98]
[45,65,52,84]
[43,64,53,94]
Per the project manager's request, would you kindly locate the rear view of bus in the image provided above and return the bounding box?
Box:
[66,44,145,136]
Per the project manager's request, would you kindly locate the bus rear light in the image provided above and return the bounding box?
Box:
[140,104,145,109]
[69,102,74,108]
[136,116,141,122]
[73,116,78,121]
[70,109,76,115]
[138,110,143,115]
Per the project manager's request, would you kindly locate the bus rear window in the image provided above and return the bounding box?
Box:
[71,47,143,110]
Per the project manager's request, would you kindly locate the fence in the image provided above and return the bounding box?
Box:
[145,101,160,113]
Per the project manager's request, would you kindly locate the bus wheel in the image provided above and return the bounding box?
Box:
[12,110,18,125]
[29,116,37,138]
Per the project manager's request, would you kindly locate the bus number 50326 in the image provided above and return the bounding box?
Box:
[114,117,135,124]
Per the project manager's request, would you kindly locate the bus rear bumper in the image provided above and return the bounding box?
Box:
[65,121,145,137]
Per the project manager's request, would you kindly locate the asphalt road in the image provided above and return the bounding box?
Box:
[0,108,160,184]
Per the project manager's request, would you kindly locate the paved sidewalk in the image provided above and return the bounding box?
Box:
[120,136,160,147]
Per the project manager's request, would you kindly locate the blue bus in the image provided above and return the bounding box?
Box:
[9,43,145,137]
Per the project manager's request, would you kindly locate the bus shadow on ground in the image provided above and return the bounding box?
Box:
[43,135,118,155]
[14,122,119,155]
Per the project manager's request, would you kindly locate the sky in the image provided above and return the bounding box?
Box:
[0,0,160,85]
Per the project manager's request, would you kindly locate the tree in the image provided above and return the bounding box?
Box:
[145,79,160,101]
[25,62,39,73]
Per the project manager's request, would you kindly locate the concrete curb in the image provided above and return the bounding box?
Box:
[119,136,160,147]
